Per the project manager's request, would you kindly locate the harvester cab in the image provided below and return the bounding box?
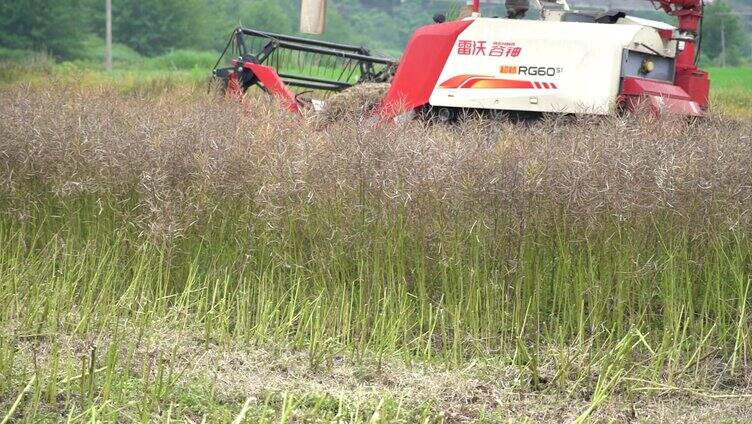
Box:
[212,0,710,120]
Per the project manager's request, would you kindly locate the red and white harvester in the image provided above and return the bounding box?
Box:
[213,0,710,121]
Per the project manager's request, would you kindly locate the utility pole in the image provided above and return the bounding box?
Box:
[300,0,326,35]
[105,0,112,71]
[712,11,752,67]
[720,16,726,68]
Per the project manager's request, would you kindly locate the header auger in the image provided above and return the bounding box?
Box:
[213,0,710,121]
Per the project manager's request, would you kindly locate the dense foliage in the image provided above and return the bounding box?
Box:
[3,0,746,64]
[702,0,748,66]
[0,0,87,58]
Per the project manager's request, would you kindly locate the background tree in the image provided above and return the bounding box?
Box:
[702,0,745,66]
[111,0,218,56]
[0,0,86,58]
[0,0,750,64]
[232,2,294,33]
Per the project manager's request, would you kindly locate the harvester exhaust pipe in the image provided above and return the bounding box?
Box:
[300,0,327,34]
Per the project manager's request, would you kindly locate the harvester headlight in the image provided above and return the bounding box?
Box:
[640,59,655,74]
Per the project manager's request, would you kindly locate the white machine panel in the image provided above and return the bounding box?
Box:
[429,18,653,114]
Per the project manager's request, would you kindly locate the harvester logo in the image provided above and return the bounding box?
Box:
[457,40,522,57]
[501,65,563,76]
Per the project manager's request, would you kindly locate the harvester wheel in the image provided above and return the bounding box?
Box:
[436,107,456,123]
[422,106,458,124]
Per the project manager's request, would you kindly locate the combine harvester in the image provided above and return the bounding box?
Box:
[213,0,710,121]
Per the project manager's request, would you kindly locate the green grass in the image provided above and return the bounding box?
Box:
[0,49,217,92]
[141,50,218,71]
[75,35,144,66]
[708,66,752,117]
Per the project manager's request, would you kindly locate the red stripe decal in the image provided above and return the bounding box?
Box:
[551,83,558,89]
[542,82,550,89]
[440,74,489,89]
[439,75,541,90]
[461,78,535,89]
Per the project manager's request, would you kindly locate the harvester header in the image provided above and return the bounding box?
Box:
[213,27,396,112]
